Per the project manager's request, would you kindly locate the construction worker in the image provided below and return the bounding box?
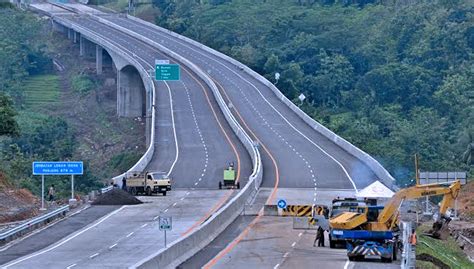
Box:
[410,228,417,246]
[313,226,325,247]
[48,184,55,202]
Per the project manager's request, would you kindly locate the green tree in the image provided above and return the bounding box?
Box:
[0,93,19,137]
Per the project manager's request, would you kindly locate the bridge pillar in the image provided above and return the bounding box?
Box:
[96,45,103,75]
[67,28,72,40]
[73,31,78,44]
[117,65,146,118]
[79,35,85,56]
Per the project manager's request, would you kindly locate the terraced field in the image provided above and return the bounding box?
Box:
[23,75,60,108]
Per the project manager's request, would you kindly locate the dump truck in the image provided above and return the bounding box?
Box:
[330,180,461,262]
[125,171,171,196]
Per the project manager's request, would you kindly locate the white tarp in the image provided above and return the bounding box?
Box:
[356,180,395,198]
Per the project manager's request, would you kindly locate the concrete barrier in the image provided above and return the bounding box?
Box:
[125,15,396,189]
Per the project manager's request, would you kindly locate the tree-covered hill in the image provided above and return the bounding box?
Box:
[147,0,473,185]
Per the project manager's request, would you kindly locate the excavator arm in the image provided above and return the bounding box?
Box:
[329,181,461,234]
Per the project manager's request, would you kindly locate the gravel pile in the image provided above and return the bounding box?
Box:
[92,189,142,205]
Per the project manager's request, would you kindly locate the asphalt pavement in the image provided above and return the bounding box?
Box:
[2,190,231,269]
[0,205,118,266]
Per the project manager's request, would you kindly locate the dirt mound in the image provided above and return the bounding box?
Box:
[92,188,142,205]
[458,180,474,221]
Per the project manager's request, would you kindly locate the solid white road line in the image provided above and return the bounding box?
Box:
[164,81,179,178]
[344,260,351,269]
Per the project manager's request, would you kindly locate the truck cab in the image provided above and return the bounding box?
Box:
[329,198,372,248]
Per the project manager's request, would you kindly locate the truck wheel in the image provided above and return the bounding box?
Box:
[329,240,336,249]
[131,187,137,196]
[348,256,355,261]
[236,182,240,189]
[218,182,222,189]
[163,191,167,196]
[393,245,397,261]
[146,187,152,196]
[381,256,392,263]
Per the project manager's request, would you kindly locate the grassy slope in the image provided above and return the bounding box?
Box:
[416,228,473,269]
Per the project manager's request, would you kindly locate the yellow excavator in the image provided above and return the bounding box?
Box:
[329,180,461,262]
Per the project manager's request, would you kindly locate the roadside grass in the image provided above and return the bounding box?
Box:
[416,226,473,269]
[22,75,60,109]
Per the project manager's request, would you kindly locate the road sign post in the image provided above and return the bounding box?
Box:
[33,161,83,208]
[40,175,46,211]
[159,216,172,248]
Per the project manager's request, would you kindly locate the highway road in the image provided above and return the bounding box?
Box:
[2,6,252,269]
[5,4,395,268]
[61,15,252,189]
[2,191,229,269]
[100,14,379,192]
[95,14,387,268]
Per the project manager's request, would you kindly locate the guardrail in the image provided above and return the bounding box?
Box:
[126,15,396,189]
[401,221,415,269]
[0,205,69,246]
[100,185,114,194]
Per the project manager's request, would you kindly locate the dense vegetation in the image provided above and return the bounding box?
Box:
[0,8,102,197]
[150,0,473,185]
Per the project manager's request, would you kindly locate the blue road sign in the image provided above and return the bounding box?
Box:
[277,199,287,209]
[33,162,83,175]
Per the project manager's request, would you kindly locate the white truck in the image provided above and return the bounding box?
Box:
[125,171,171,196]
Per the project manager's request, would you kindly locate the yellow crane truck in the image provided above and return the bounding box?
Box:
[329,180,461,262]
[125,171,171,196]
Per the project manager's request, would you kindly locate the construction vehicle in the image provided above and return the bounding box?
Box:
[328,197,376,248]
[218,162,239,189]
[330,180,461,262]
[125,171,171,196]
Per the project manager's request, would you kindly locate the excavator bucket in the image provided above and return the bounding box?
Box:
[426,217,451,240]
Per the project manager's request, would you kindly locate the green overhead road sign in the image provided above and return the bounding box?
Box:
[155,64,180,81]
